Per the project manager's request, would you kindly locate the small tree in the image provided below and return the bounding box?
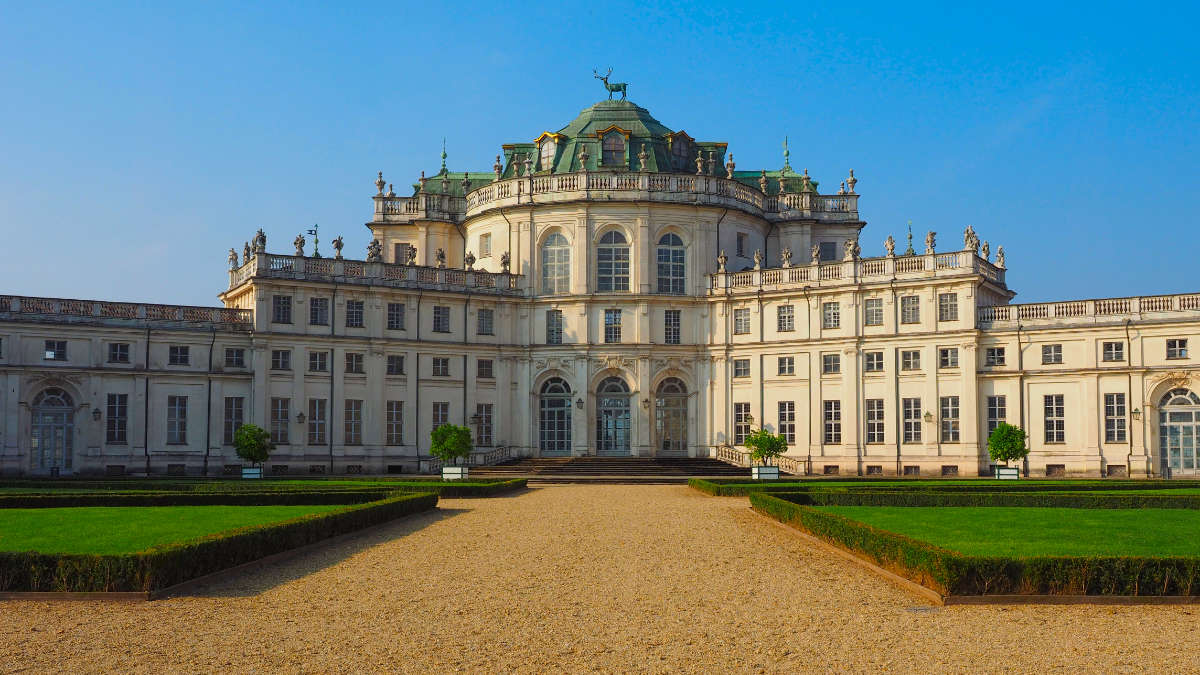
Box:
[745,428,787,467]
[430,424,473,466]
[233,423,273,466]
[987,422,1028,466]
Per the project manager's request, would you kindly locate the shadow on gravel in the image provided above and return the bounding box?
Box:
[166,506,471,599]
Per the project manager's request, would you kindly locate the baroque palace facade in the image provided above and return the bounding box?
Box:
[2,94,1199,478]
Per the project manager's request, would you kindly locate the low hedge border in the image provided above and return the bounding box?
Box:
[689,478,1200,497]
[0,478,528,498]
[0,490,394,509]
[750,492,1200,597]
[0,491,438,593]
[382,478,527,497]
[771,490,1200,510]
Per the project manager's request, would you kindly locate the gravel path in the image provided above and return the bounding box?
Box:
[2,485,1198,673]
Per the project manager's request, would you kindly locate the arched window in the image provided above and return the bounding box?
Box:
[655,378,688,456]
[597,231,630,292]
[31,388,74,472]
[539,139,556,172]
[33,388,73,408]
[602,132,625,166]
[1161,388,1200,407]
[1160,388,1200,476]
[596,377,631,456]
[656,233,685,294]
[539,378,572,457]
[541,233,570,294]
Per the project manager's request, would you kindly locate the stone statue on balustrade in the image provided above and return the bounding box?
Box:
[638,144,648,172]
[811,244,820,264]
[924,231,937,255]
[500,251,511,274]
[706,151,716,176]
[995,246,1006,269]
[293,234,306,257]
[695,150,705,175]
[228,248,239,269]
[759,170,768,194]
[725,153,735,179]
[981,241,990,261]
[366,239,382,263]
[243,241,251,263]
[462,174,472,193]
[332,236,344,260]
[716,250,728,273]
[843,238,860,261]
[753,249,763,270]
[407,246,417,265]
[464,251,476,271]
[435,248,446,268]
[578,145,589,171]
[493,155,503,181]
[884,235,896,257]
[781,247,792,268]
[253,229,267,253]
[963,225,979,254]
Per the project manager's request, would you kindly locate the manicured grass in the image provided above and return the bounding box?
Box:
[0,505,347,554]
[818,506,1200,557]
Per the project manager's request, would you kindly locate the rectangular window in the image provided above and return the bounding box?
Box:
[778,401,795,444]
[476,403,494,446]
[865,351,884,372]
[986,395,1007,434]
[1104,393,1127,443]
[940,396,960,442]
[480,233,492,258]
[309,297,329,326]
[664,309,681,345]
[387,302,406,331]
[822,353,841,375]
[823,400,842,444]
[1042,344,1063,364]
[734,402,750,445]
[735,233,747,258]
[270,397,290,444]
[395,243,412,265]
[345,352,364,374]
[604,309,622,344]
[168,345,190,366]
[547,310,563,345]
[386,355,404,375]
[777,356,794,376]
[308,351,328,373]
[865,399,884,443]
[345,300,364,328]
[272,295,292,324]
[985,347,1006,366]
[902,398,922,443]
[477,308,494,336]
[224,348,245,368]
[901,349,921,371]
[432,357,450,377]
[1102,341,1124,362]
[733,358,750,378]
[1168,339,1189,360]
[432,402,449,429]
[733,308,750,335]
[822,302,840,329]
[864,298,883,326]
[818,242,837,261]
[167,395,188,444]
[308,398,327,445]
[900,296,920,324]
[44,340,67,361]
[478,359,494,379]
[386,401,403,445]
[343,399,362,445]
[433,306,451,333]
[106,393,128,444]
[777,305,794,332]
[937,293,958,321]
[271,349,291,370]
[1044,394,1065,443]
[108,343,130,364]
[939,347,959,369]
[223,396,244,445]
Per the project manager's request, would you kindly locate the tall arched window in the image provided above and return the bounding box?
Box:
[1160,388,1200,476]
[539,378,573,457]
[31,388,74,472]
[541,233,570,294]
[602,132,625,166]
[597,231,630,292]
[539,139,556,172]
[596,377,631,456]
[656,233,685,294]
[655,378,688,456]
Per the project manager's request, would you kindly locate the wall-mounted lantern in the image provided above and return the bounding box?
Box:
[923,411,934,423]
[92,408,102,422]
[1131,408,1142,421]
[575,397,584,409]
[296,411,306,424]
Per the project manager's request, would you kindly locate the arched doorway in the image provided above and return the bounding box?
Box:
[539,378,572,457]
[655,378,688,457]
[1159,388,1200,477]
[595,377,631,456]
[31,388,74,474]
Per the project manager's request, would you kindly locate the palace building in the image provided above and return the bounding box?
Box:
[2,93,1198,478]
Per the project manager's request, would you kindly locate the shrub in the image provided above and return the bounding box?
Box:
[430,424,473,466]
[745,428,787,466]
[233,424,273,465]
[988,423,1028,466]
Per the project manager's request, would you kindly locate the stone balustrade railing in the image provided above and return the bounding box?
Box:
[373,171,860,223]
[714,445,805,475]
[0,295,252,329]
[709,250,1005,294]
[229,252,522,295]
[467,446,510,466]
[978,293,1200,327]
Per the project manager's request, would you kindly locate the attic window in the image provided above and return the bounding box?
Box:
[671,136,691,170]
[602,132,625,166]
[539,139,556,172]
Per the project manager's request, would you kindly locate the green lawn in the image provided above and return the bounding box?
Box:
[818,506,1200,557]
[0,505,348,554]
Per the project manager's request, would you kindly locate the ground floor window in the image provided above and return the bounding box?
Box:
[475,403,493,447]
[778,400,795,444]
[865,399,884,443]
[986,395,1006,434]
[902,397,921,443]
[734,402,750,445]
[308,398,327,445]
[596,377,631,456]
[1104,393,1126,443]
[539,378,572,456]
[823,400,841,444]
[386,400,403,445]
[940,396,960,442]
[1044,394,1065,443]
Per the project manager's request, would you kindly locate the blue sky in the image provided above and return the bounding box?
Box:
[1,1,1196,305]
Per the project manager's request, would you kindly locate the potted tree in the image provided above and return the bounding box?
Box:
[746,427,787,480]
[988,422,1028,479]
[233,423,273,479]
[430,423,473,480]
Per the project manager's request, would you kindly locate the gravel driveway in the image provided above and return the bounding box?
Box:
[2,485,1197,673]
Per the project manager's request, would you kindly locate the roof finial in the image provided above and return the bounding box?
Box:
[782,136,791,173]
[904,220,915,256]
[440,138,447,174]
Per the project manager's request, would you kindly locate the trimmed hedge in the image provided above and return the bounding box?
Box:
[0,490,394,509]
[380,478,527,497]
[751,492,1200,596]
[0,478,528,498]
[689,478,1200,497]
[0,491,438,592]
[772,490,1200,510]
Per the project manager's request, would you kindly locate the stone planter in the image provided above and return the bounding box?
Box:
[751,465,780,480]
[442,466,469,481]
[994,466,1020,480]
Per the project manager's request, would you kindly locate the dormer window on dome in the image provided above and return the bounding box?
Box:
[668,132,693,171]
[602,131,625,167]
[539,139,555,172]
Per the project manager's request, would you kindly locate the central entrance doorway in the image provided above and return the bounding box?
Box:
[655,378,688,457]
[31,388,74,475]
[595,377,631,456]
[539,378,573,457]
[1160,388,1200,477]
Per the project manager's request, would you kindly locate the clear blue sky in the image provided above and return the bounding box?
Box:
[1,1,1196,305]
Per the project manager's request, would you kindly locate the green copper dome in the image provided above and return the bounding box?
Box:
[556,99,675,138]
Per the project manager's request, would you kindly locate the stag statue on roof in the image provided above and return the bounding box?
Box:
[593,68,628,100]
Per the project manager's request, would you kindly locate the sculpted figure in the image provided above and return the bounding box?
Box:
[996,245,1006,269]
[332,236,344,259]
[811,244,820,264]
[228,248,239,269]
[253,229,267,253]
[695,150,704,175]
[758,170,768,194]
[464,251,476,271]
[243,241,251,262]
[407,246,417,265]
[578,145,590,170]
[981,241,990,261]
[884,235,896,257]
[753,249,763,270]
[294,234,306,257]
[435,248,446,268]
[638,144,649,172]
[924,230,937,255]
[500,251,511,273]
[493,155,503,180]
[780,247,792,268]
[843,238,860,261]
[716,250,728,273]
[725,153,735,179]
[963,225,979,253]
[366,239,382,262]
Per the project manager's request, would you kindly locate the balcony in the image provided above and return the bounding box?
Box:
[228,252,523,296]
[977,293,1200,328]
[0,296,252,330]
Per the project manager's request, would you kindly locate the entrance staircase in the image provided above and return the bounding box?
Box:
[469,456,752,484]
